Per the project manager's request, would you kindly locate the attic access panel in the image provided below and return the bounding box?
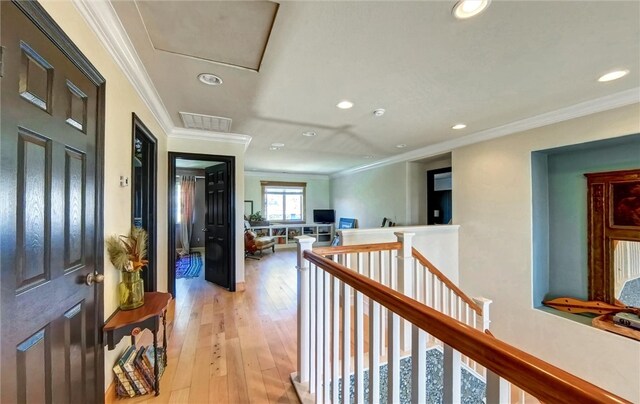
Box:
[136,1,279,71]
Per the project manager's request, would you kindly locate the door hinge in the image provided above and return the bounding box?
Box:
[0,46,4,78]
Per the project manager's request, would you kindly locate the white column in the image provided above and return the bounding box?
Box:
[295,235,315,384]
[387,312,400,404]
[472,297,492,331]
[486,369,511,404]
[443,344,461,404]
[395,232,415,352]
[411,325,426,403]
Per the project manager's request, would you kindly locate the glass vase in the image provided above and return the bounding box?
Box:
[118,271,144,310]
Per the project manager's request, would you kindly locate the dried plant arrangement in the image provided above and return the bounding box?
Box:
[106,227,149,272]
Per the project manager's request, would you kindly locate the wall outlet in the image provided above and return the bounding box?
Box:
[120,176,129,187]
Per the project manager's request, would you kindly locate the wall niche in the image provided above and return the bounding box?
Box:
[531,133,640,309]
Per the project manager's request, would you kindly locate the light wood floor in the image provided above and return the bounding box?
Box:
[133,249,300,404]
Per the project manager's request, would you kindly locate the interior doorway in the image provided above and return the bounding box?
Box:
[168,152,236,297]
[427,167,452,225]
[132,113,157,291]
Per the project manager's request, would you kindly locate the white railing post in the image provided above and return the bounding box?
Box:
[395,232,415,352]
[295,235,315,384]
[473,297,492,331]
[486,369,511,404]
[443,344,461,404]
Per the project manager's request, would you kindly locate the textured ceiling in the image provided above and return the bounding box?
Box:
[113,1,640,174]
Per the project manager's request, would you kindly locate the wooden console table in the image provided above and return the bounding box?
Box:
[104,292,172,396]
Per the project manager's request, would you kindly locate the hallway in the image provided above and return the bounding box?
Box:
[131,250,300,403]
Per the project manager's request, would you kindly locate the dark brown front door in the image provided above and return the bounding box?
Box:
[1,2,104,403]
[204,163,235,290]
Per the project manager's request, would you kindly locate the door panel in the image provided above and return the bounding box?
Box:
[1,2,102,402]
[204,163,234,289]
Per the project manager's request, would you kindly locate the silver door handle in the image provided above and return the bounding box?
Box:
[86,271,105,285]
[202,228,208,232]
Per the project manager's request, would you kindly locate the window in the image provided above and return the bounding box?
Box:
[262,181,306,223]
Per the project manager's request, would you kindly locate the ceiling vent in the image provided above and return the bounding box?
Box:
[180,112,232,133]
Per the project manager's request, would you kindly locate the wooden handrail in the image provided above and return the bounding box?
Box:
[412,247,483,315]
[312,242,401,257]
[303,250,629,404]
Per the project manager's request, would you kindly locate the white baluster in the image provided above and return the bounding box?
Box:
[295,235,315,384]
[323,271,331,402]
[411,325,426,403]
[309,263,317,394]
[443,344,461,404]
[332,276,340,403]
[486,369,511,404]
[341,282,351,404]
[369,301,380,403]
[380,250,387,357]
[354,289,364,403]
[387,312,400,404]
[465,305,470,327]
[316,266,324,402]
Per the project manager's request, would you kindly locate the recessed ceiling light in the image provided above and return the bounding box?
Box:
[373,109,386,117]
[396,144,407,148]
[364,155,374,159]
[452,0,491,19]
[452,123,467,130]
[269,146,279,151]
[336,100,354,109]
[597,69,629,82]
[197,73,223,86]
[302,131,317,137]
[271,142,285,148]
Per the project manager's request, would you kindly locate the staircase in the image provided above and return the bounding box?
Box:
[291,232,629,404]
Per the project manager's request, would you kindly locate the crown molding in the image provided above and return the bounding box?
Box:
[72,0,252,147]
[244,171,330,180]
[72,0,173,133]
[171,128,252,146]
[332,88,640,178]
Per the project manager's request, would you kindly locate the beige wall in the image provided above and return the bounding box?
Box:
[331,162,409,228]
[167,137,247,285]
[453,103,640,402]
[333,159,453,228]
[244,173,330,223]
[39,0,171,391]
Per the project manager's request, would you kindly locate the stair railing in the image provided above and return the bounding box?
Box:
[293,233,629,404]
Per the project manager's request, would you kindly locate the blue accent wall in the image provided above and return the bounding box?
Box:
[532,134,640,306]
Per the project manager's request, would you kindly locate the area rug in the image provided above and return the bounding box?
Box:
[176,252,203,279]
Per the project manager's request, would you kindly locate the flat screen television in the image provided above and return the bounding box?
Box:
[313,209,335,224]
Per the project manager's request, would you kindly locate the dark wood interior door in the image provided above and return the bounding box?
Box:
[204,163,235,290]
[132,114,157,292]
[1,2,104,402]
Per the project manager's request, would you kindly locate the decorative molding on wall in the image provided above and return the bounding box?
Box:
[72,0,252,146]
[332,88,640,179]
[244,171,330,180]
[171,127,252,146]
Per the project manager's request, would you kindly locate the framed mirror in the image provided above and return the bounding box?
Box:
[586,169,640,304]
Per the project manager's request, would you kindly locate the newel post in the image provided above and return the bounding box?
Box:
[395,231,415,351]
[295,235,315,384]
[473,297,492,331]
